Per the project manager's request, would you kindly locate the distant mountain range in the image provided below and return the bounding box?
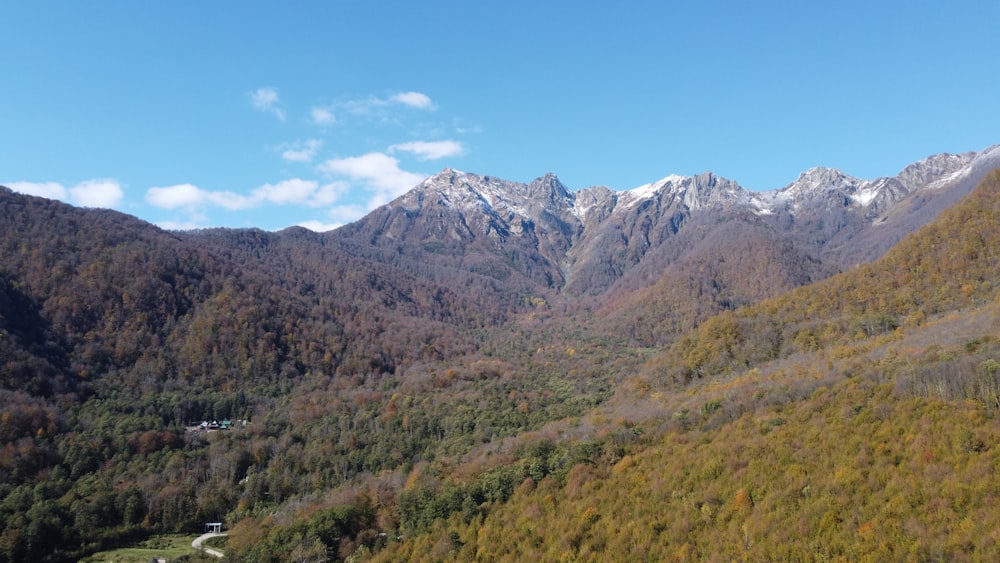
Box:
[4,145,998,366]
[332,145,1000,342]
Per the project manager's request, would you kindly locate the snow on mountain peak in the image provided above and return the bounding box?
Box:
[919,144,1000,190]
[617,172,762,214]
[393,144,997,232]
[622,174,687,207]
[793,166,856,190]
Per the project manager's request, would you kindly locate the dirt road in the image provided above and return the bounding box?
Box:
[192,532,228,558]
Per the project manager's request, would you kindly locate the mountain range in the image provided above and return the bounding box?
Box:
[349,145,1000,291]
[338,144,1000,342]
[1,144,999,561]
[2,143,998,407]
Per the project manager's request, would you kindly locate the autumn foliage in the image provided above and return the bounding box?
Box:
[1,170,1000,561]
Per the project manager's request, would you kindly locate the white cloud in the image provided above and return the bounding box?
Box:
[391,91,434,110]
[156,219,209,231]
[146,178,347,215]
[146,183,208,209]
[280,139,323,163]
[365,190,397,210]
[341,91,435,116]
[70,179,124,208]
[319,152,426,198]
[252,179,347,208]
[253,179,318,205]
[390,140,465,160]
[297,198,370,232]
[250,87,286,121]
[300,203,369,231]
[297,220,343,232]
[199,191,252,210]
[7,181,68,200]
[328,203,368,223]
[311,107,336,125]
[146,183,252,211]
[7,179,123,208]
[310,182,349,207]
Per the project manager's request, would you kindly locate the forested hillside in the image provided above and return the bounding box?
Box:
[0,165,999,561]
[367,174,1000,561]
[0,188,616,561]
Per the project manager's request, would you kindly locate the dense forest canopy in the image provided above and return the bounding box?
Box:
[1,168,1000,561]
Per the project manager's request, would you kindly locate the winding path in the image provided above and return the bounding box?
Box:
[192,532,228,558]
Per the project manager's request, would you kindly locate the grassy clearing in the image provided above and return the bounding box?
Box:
[78,534,200,562]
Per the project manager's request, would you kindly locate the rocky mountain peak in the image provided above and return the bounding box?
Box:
[911,144,1000,190]
[784,166,858,195]
[402,145,999,223]
[681,172,750,210]
[370,144,998,296]
[408,169,575,216]
[526,173,573,204]
[615,172,752,213]
[897,151,978,190]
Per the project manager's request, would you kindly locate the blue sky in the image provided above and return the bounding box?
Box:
[3,1,998,231]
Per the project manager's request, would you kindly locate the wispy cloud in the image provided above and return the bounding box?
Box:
[138,88,460,230]
[310,106,336,125]
[280,139,323,163]
[390,140,465,160]
[8,179,124,208]
[391,91,434,110]
[250,87,286,121]
[342,91,436,116]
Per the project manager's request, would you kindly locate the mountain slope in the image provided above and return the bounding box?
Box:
[596,212,830,345]
[645,168,1000,386]
[773,144,1000,266]
[0,187,615,561]
[365,171,1000,563]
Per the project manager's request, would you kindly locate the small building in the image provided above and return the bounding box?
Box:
[205,522,223,533]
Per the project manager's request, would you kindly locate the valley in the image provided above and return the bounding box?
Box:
[1,146,1000,561]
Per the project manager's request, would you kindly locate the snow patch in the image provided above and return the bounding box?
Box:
[622,174,685,208]
[851,187,878,206]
